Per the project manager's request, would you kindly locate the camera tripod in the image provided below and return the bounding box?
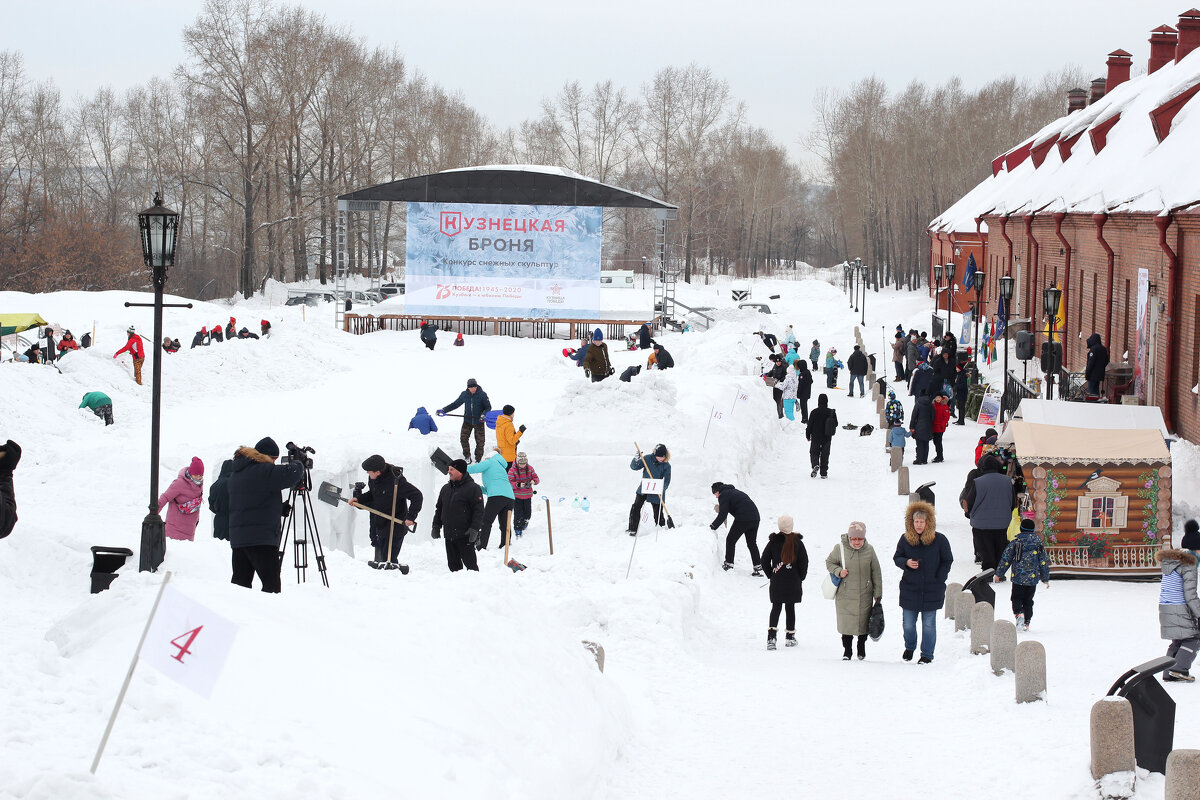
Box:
[279,462,330,587]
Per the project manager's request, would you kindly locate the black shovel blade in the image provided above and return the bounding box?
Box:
[317,481,346,507]
[430,447,454,475]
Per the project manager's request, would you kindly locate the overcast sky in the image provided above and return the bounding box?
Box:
[6,0,1191,172]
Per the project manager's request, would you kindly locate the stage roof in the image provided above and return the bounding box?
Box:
[338,165,676,210]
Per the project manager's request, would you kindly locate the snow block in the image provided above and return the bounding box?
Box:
[1166,749,1200,800]
[897,466,909,496]
[991,620,1017,674]
[1090,698,1135,782]
[944,582,963,618]
[890,447,902,473]
[582,641,605,673]
[1016,640,1047,703]
[970,602,994,654]
[954,591,974,631]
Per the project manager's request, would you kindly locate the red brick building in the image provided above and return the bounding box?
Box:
[929,10,1200,442]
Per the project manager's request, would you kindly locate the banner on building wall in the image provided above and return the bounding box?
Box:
[404,202,602,317]
[1136,268,1149,401]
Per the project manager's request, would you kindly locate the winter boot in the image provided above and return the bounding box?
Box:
[1014,614,1025,630]
[785,631,797,647]
[1163,670,1194,682]
[902,648,914,662]
[751,565,763,577]
[767,628,777,651]
[857,636,867,661]
[842,635,853,661]
[811,467,818,478]
[917,655,933,664]
[722,561,734,572]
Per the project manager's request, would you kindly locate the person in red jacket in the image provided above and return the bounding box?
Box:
[113,325,146,385]
[57,330,80,355]
[931,392,951,463]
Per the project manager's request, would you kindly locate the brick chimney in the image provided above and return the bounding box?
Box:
[1106,50,1132,91]
[1149,25,1179,73]
[1178,9,1200,62]
[1089,77,1107,104]
[1067,88,1088,113]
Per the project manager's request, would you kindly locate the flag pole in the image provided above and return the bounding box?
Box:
[91,571,173,774]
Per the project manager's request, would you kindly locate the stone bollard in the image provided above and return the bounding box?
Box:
[879,411,888,430]
[970,602,994,654]
[876,394,885,413]
[897,466,910,495]
[945,582,963,618]
[1090,698,1135,782]
[867,371,876,387]
[1015,640,1047,703]
[871,385,879,403]
[890,447,903,473]
[1166,749,1200,800]
[582,640,605,673]
[990,620,1017,674]
[954,591,974,631]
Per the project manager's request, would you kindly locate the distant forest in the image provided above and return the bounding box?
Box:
[0,0,1085,297]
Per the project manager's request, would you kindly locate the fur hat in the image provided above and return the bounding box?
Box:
[361,454,386,472]
[188,456,204,477]
[653,444,668,458]
[778,515,794,534]
[1182,519,1200,550]
[254,437,280,458]
[449,458,468,475]
[466,378,478,388]
[503,404,515,416]
[847,521,867,537]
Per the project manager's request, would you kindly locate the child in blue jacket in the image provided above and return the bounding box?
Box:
[887,422,911,454]
[994,518,1051,630]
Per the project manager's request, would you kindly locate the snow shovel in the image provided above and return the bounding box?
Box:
[430,447,454,475]
[370,473,409,574]
[316,481,411,529]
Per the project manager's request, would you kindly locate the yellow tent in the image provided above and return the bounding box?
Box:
[0,313,48,337]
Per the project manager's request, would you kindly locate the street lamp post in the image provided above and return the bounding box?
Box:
[133,193,181,572]
[972,270,986,363]
[999,275,1015,420]
[933,264,944,334]
[859,259,868,327]
[641,255,647,290]
[1043,285,1063,401]
[851,262,858,311]
[945,262,957,339]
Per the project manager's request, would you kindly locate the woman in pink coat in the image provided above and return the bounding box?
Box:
[158,457,205,541]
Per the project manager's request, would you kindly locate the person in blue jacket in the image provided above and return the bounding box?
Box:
[994,518,1051,631]
[468,448,516,548]
[893,500,953,663]
[408,407,438,435]
[437,378,492,463]
[627,444,671,535]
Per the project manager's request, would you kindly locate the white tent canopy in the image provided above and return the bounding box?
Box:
[996,399,1169,447]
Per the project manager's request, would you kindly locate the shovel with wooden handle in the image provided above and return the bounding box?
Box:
[317,481,412,529]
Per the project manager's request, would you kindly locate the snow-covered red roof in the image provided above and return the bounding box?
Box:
[930,47,1200,231]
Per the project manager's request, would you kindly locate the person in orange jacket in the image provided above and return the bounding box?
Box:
[495,405,525,467]
[113,325,146,384]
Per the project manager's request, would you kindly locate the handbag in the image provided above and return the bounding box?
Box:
[868,599,885,641]
[821,541,846,600]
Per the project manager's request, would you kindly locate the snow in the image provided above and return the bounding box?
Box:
[1,276,1197,799]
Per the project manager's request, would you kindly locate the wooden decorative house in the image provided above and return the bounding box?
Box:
[1007,421,1171,577]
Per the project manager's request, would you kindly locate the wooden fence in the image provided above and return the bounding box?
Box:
[343,313,659,342]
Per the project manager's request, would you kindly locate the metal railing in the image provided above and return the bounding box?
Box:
[1004,370,1038,420]
[344,313,659,342]
[1047,544,1160,570]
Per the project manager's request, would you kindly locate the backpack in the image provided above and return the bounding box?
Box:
[825,415,838,437]
[81,332,92,348]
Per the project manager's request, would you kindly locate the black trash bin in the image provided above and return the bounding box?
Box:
[1107,656,1177,774]
[961,568,996,607]
[914,481,935,506]
[90,546,134,594]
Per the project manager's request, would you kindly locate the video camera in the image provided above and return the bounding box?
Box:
[282,441,315,469]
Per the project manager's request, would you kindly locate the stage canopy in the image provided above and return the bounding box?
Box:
[337,165,676,210]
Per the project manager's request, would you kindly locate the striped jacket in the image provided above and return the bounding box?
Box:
[507,463,539,500]
[1156,548,1200,641]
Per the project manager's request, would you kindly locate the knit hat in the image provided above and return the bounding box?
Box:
[201,326,207,333]
[813,340,819,345]
[888,390,896,399]
[516,452,528,466]
[466,378,478,388]
[1182,519,1200,550]
[778,515,794,534]
[127,325,136,335]
[853,345,861,351]
[711,482,724,495]
[254,437,280,458]
[449,458,468,475]
[229,316,236,323]
[847,521,867,537]
[653,444,668,458]
[362,454,386,472]
[188,456,204,477]
[593,328,604,342]
[1020,518,1036,533]
[261,320,269,327]
[503,404,515,416]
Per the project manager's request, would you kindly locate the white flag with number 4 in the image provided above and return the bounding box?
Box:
[140,585,238,699]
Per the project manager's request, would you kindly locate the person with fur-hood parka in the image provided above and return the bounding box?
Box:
[893,501,953,663]
[760,515,809,650]
[157,457,205,541]
[1156,520,1200,682]
[226,438,305,592]
[827,521,883,661]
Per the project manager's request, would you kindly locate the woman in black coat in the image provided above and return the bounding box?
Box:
[207,459,235,540]
[909,392,934,465]
[893,500,953,663]
[760,515,809,650]
[795,361,813,423]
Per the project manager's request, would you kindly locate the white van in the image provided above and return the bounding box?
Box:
[600,270,635,289]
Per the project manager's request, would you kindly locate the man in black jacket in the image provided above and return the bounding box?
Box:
[227,437,305,592]
[438,378,492,463]
[0,440,20,539]
[805,394,838,479]
[420,321,439,350]
[652,342,674,369]
[1085,333,1110,396]
[431,459,485,572]
[711,482,763,575]
[352,454,422,569]
[846,345,869,397]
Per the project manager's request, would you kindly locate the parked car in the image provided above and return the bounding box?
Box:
[738,302,772,314]
[380,282,405,297]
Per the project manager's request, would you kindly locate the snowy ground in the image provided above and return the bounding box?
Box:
[0,275,1195,799]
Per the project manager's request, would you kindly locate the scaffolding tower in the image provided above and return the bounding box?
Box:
[652,208,680,329]
[334,199,384,330]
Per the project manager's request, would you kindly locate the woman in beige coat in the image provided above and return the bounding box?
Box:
[826,520,883,661]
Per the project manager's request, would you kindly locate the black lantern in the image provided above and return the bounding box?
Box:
[933,264,943,283]
[138,193,179,275]
[1043,285,1062,317]
[972,270,986,364]
[999,274,1015,301]
[946,261,957,284]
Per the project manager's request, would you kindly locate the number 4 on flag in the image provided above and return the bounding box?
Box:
[170,626,203,663]
[142,585,238,699]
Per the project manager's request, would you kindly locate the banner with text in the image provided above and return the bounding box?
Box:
[405,202,602,317]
